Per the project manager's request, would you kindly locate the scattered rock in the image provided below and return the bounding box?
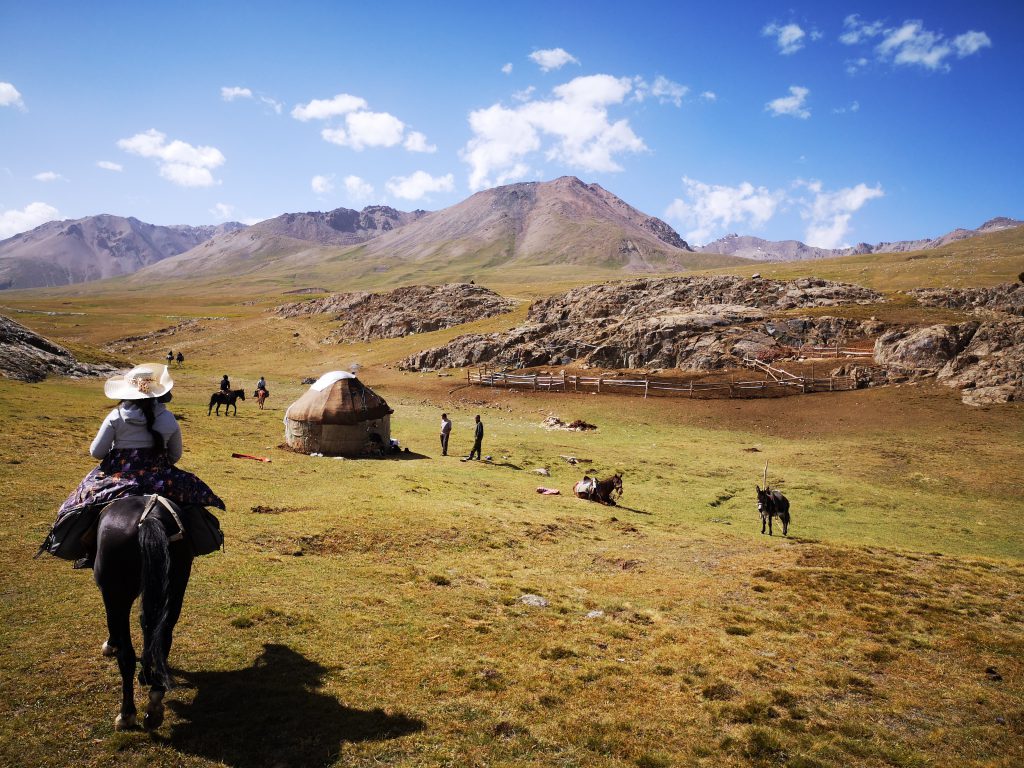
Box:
[533,467,551,476]
[520,594,549,608]
[986,666,1003,682]
[273,283,516,342]
[585,610,605,619]
[909,283,1024,316]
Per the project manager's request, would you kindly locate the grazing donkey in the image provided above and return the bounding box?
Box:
[756,462,790,536]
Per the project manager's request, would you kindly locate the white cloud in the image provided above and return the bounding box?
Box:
[832,100,860,114]
[344,175,374,202]
[0,202,59,239]
[297,93,432,153]
[209,202,235,220]
[501,62,513,75]
[512,85,536,102]
[797,179,884,248]
[842,16,991,71]
[117,128,225,187]
[461,73,646,190]
[311,175,334,195]
[321,110,406,150]
[0,82,25,110]
[291,93,368,121]
[635,75,688,107]
[953,31,992,58]
[96,160,123,172]
[529,48,579,72]
[845,57,870,75]
[221,86,253,101]
[839,15,884,45]
[700,91,717,102]
[385,170,454,201]
[762,22,809,55]
[766,86,811,118]
[664,176,785,245]
[259,96,283,114]
[404,131,437,153]
[34,171,63,182]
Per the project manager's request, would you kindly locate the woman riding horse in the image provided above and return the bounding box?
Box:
[41,363,224,567]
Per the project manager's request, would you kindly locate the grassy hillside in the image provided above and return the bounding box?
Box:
[1,232,1023,767]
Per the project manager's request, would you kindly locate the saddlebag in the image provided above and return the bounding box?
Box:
[38,505,101,560]
[180,504,225,556]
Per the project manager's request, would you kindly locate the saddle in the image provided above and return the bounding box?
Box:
[37,495,224,561]
[579,476,597,495]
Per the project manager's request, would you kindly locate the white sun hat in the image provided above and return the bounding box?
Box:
[104,363,175,400]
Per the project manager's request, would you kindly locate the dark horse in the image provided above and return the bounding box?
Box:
[95,495,194,730]
[574,474,623,505]
[254,388,269,410]
[208,388,245,416]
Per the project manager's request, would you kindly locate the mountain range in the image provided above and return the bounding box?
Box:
[0,177,1020,291]
[696,216,1023,261]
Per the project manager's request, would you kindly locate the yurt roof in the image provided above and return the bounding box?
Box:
[285,371,393,425]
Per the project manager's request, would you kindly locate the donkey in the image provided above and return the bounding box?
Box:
[756,462,790,536]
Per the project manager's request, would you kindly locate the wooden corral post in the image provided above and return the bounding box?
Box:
[689,380,694,398]
[562,372,566,391]
[598,375,602,393]
[573,375,578,392]
[533,374,538,391]
[644,377,649,399]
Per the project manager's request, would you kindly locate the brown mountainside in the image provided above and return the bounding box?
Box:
[0,215,244,290]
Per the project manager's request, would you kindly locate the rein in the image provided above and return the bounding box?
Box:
[138,494,185,543]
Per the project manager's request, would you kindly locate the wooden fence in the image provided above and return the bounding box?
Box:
[466,364,862,400]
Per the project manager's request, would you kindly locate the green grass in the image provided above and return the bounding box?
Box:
[1,241,1023,766]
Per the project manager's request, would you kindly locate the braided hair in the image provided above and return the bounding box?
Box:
[128,397,166,454]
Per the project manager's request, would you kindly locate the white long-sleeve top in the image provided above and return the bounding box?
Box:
[89,401,183,463]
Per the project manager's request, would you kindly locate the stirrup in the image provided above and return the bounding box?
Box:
[73,555,94,570]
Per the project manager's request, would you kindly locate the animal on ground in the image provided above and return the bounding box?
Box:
[574,473,623,505]
[255,388,269,409]
[208,388,245,416]
[93,495,194,731]
[756,462,790,536]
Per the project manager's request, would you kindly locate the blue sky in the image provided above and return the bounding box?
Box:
[2,0,1021,247]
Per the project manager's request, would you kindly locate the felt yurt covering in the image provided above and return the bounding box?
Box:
[284,371,393,455]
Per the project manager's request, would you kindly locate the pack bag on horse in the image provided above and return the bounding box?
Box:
[37,363,226,567]
[253,376,270,409]
[574,473,623,505]
[208,388,245,415]
[756,461,791,536]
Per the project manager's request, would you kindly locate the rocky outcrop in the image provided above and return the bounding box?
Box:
[874,319,1024,405]
[0,314,116,382]
[400,276,884,372]
[273,283,516,342]
[908,283,1024,316]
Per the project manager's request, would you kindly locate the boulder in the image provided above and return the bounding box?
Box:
[1,314,116,382]
[873,323,979,374]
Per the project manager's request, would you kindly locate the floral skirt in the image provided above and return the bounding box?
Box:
[57,448,225,521]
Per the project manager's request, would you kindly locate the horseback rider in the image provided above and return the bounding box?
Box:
[255,375,268,397]
[175,351,184,367]
[39,363,225,568]
[219,374,230,392]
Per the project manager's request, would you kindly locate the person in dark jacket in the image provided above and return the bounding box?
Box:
[468,414,483,460]
[219,374,230,392]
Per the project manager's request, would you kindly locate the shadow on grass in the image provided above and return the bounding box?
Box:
[613,503,652,515]
[165,644,424,767]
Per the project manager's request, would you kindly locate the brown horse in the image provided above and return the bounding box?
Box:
[254,388,269,410]
[573,474,623,505]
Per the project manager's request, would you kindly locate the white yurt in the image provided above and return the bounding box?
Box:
[283,371,393,455]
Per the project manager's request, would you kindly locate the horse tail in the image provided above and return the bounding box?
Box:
[138,513,172,690]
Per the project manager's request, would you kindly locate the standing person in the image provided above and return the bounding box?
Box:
[219,374,230,392]
[39,363,225,567]
[166,350,174,366]
[439,413,452,456]
[468,414,483,460]
[175,351,184,367]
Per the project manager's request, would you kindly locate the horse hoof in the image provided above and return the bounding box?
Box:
[115,713,137,731]
[144,692,165,730]
[101,641,118,657]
